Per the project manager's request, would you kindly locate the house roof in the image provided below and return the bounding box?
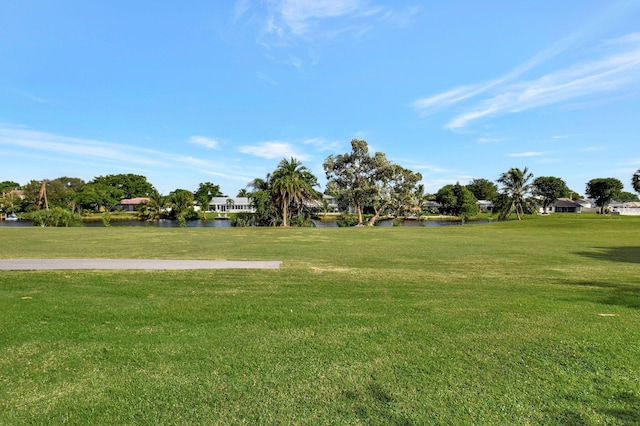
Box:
[620,201,640,208]
[120,197,150,205]
[555,198,582,208]
[209,197,251,204]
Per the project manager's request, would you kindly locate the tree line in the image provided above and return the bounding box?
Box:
[2,139,640,226]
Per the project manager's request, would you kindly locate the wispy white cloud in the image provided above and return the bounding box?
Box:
[412,24,593,117]
[414,30,640,130]
[303,137,342,151]
[271,0,381,37]
[0,124,166,167]
[238,141,311,160]
[18,91,46,104]
[189,135,221,150]
[507,151,545,157]
[241,0,395,66]
[0,124,250,187]
[477,137,505,143]
[410,164,450,174]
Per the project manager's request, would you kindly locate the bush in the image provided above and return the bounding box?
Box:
[29,207,83,227]
[231,212,256,227]
[102,213,112,227]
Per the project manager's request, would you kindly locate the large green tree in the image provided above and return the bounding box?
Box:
[246,175,277,226]
[325,139,420,226]
[91,174,154,199]
[271,158,320,227]
[22,177,85,211]
[497,167,536,220]
[466,178,498,202]
[324,139,380,226]
[194,182,225,219]
[532,176,569,213]
[0,181,20,194]
[617,191,639,202]
[74,183,124,212]
[435,183,479,223]
[0,192,21,214]
[366,164,422,226]
[633,169,640,195]
[586,178,624,214]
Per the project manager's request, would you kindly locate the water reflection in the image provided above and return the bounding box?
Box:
[1,218,491,228]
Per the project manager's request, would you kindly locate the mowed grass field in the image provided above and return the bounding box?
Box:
[1,215,639,425]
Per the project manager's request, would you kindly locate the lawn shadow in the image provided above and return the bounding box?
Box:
[575,246,640,264]
[546,391,640,425]
[561,279,640,310]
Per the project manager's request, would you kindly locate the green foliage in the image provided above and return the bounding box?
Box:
[633,169,640,195]
[324,139,381,226]
[137,189,167,220]
[248,181,278,226]
[246,159,320,227]
[533,176,569,213]
[168,189,195,220]
[0,192,21,214]
[75,182,124,212]
[617,191,639,202]
[271,157,321,227]
[101,212,112,227]
[231,212,256,227]
[0,180,20,193]
[324,139,421,226]
[27,207,83,227]
[586,177,624,214]
[497,167,536,220]
[466,178,498,201]
[435,183,479,222]
[194,182,225,217]
[91,174,154,199]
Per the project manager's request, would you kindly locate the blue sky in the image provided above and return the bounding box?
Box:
[1,0,640,196]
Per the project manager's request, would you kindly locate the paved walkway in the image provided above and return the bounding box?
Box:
[0,259,282,270]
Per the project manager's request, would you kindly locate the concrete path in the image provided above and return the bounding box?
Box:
[0,259,282,270]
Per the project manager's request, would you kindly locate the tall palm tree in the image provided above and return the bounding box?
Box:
[633,169,640,195]
[271,157,319,227]
[497,167,534,220]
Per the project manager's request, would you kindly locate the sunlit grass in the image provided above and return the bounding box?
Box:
[1,215,639,424]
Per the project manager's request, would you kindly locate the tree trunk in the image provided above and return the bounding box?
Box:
[282,195,289,227]
[356,204,363,226]
[367,208,381,226]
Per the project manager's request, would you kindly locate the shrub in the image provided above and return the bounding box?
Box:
[29,207,83,227]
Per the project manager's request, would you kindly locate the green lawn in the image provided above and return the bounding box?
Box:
[1,215,639,425]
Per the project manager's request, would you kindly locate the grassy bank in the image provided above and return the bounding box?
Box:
[1,215,639,424]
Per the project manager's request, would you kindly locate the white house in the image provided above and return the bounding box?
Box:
[609,201,640,216]
[208,197,255,213]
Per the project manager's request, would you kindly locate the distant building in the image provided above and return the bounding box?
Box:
[477,200,494,212]
[609,201,640,216]
[552,198,584,213]
[116,197,150,212]
[209,197,255,213]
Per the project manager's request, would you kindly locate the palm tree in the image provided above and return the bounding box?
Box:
[633,169,640,195]
[138,189,166,220]
[271,157,319,227]
[497,167,535,220]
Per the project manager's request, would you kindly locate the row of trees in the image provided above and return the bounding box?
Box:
[0,174,226,222]
[3,143,640,225]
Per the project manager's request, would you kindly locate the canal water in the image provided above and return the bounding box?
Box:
[1,218,491,228]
